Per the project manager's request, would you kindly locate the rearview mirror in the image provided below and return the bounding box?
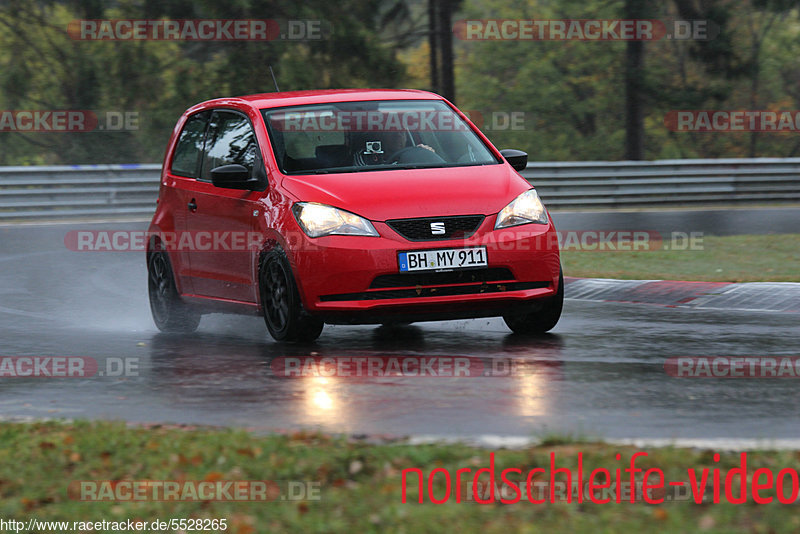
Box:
[499,149,528,172]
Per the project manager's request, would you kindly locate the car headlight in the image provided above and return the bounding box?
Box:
[292,202,379,238]
[494,189,548,229]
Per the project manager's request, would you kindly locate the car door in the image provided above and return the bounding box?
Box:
[182,109,266,303]
[163,110,211,295]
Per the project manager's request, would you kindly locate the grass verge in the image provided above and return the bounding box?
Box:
[560,234,800,282]
[1,421,799,533]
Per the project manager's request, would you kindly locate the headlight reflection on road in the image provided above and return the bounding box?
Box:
[303,376,340,423]
[296,358,560,423]
[515,362,557,417]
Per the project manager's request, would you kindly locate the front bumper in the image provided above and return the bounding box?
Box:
[288,217,561,323]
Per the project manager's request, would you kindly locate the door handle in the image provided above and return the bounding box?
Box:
[187,199,197,211]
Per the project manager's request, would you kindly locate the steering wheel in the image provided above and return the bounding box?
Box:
[388,146,446,165]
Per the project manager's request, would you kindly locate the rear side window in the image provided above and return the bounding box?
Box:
[170,112,209,178]
[199,111,258,181]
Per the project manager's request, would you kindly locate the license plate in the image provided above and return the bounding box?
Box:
[398,247,488,272]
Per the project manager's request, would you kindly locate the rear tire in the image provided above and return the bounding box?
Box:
[147,250,201,333]
[503,267,563,335]
[259,247,324,342]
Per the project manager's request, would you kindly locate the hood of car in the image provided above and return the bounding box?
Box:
[279,164,532,221]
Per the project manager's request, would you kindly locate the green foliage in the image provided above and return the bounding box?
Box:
[3,0,800,163]
[455,0,800,160]
[0,0,409,164]
[456,0,627,160]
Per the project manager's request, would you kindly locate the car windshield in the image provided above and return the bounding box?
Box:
[261,100,500,174]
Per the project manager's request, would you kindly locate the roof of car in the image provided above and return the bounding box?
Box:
[199,89,444,110]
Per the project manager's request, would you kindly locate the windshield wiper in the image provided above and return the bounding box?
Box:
[390,161,495,170]
[286,161,498,175]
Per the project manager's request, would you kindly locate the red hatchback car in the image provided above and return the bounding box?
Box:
[147,89,562,341]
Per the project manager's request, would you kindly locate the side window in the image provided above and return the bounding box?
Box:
[170,112,209,178]
[200,111,258,181]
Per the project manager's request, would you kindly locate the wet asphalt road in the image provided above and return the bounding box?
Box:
[0,212,798,444]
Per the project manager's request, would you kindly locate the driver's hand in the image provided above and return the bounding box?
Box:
[416,144,435,153]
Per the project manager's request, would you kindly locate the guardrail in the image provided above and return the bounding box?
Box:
[523,158,800,208]
[0,164,161,221]
[0,158,798,220]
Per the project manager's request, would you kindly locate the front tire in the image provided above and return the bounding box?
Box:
[259,247,324,342]
[147,250,200,333]
[503,267,564,335]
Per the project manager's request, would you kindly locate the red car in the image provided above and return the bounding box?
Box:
[147,89,562,341]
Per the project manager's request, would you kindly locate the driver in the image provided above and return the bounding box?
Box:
[352,130,435,166]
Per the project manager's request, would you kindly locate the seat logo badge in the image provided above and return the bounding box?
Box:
[430,222,446,235]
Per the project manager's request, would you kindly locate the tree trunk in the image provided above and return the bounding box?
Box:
[428,0,455,103]
[428,0,439,94]
[624,0,646,160]
[438,0,455,103]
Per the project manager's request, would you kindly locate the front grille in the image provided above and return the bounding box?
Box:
[386,215,485,241]
[319,281,550,302]
[369,268,514,289]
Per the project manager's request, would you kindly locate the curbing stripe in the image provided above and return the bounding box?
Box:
[408,434,800,451]
[565,277,799,313]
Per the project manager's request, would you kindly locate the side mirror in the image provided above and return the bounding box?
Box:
[210,164,264,190]
[500,149,528,172]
